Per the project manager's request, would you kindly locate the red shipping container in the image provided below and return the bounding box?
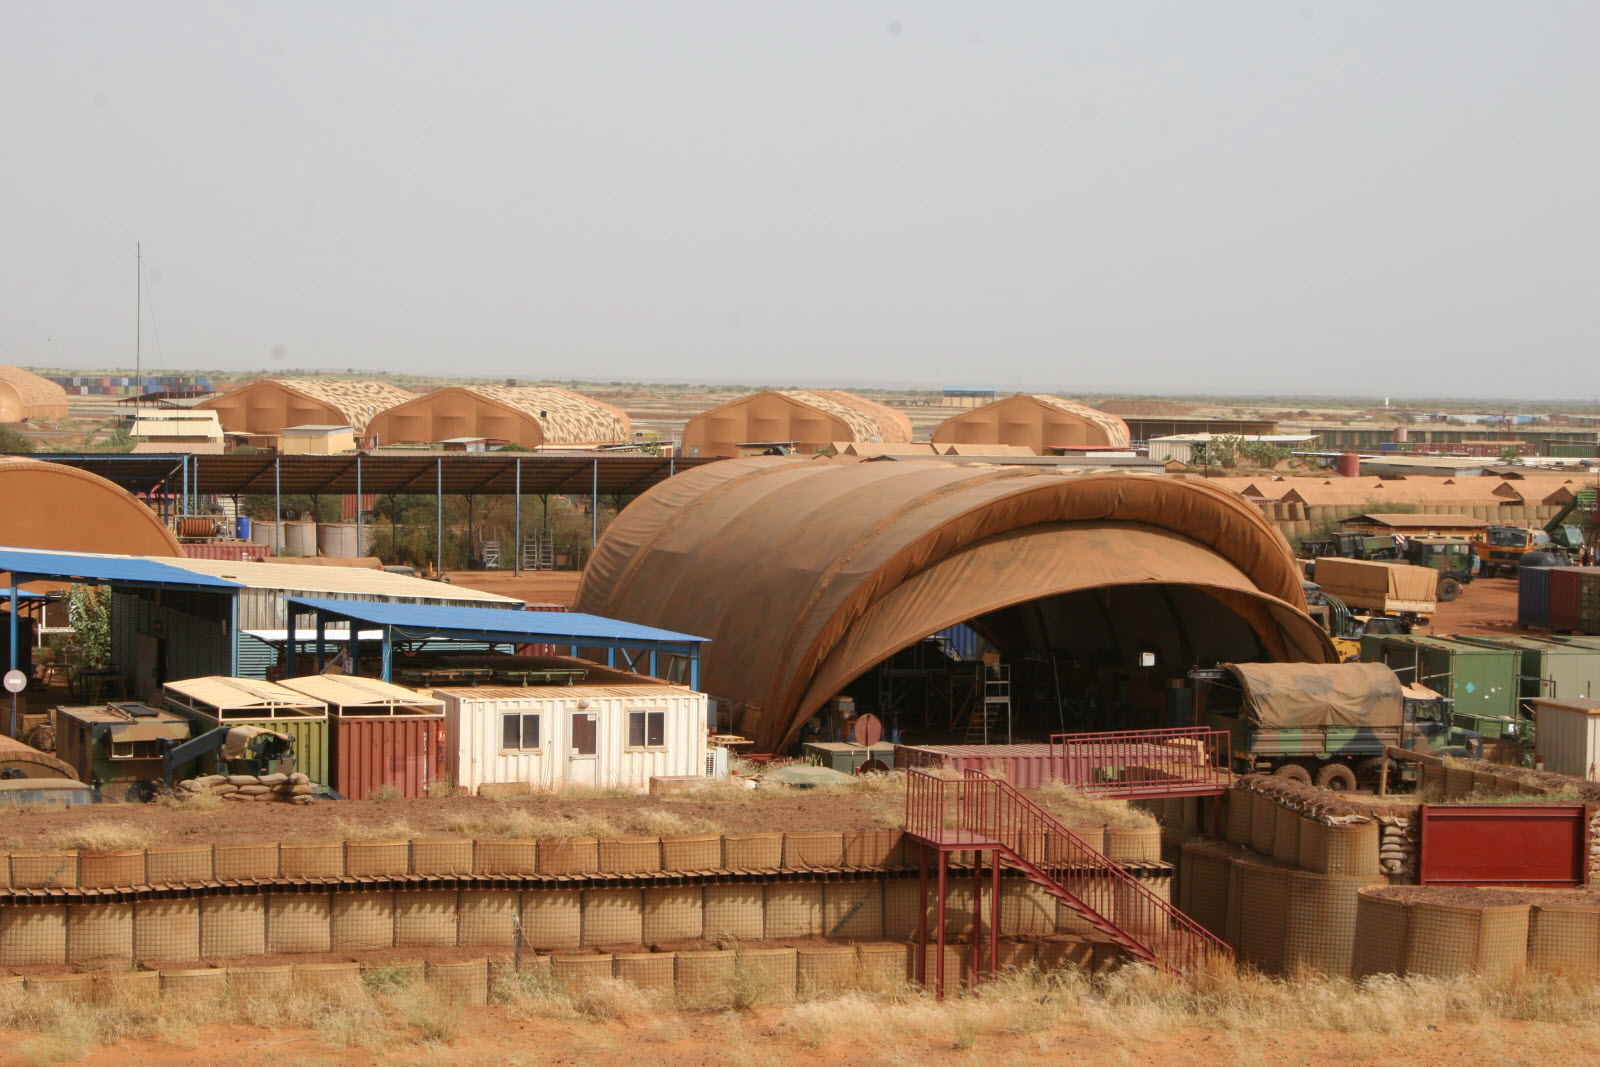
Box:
[182,542,269,563]
[516,603,569,657]
[332,716,448,800]
[1549,567,1585,632]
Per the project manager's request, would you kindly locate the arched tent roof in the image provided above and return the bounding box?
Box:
[578,457,1333,749]
[198,379,414,434]
[0,459,182,557]
[932,394,1130,452]
[367,385,631,448]
[680,390,912,458]
[0,367,69,422]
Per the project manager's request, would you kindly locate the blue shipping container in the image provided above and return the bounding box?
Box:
[1520,567,1553,630]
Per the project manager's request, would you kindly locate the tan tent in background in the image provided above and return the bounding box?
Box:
[680,390,912,458]
[0,459,181,557]
[578,457,1331,749]
[366,385,631,448]
[931,394,1130,453]
[0,367,69,422]
[198,379,414,437]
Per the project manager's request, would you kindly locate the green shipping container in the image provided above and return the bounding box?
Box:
[1451,635,1600,709]
[161,677,331,785]
[1366,635,1522,739]
[1579,570,1600,636]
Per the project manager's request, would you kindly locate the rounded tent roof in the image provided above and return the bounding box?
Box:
[578,457,1333,749]
[932,394,1130,450]
[0,367,69,422]
[0,459,182,558]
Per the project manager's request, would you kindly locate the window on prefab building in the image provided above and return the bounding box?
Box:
[501,712,541,750]
[627,710,666,748]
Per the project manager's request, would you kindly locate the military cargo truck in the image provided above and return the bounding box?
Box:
[1195,661,1480,792]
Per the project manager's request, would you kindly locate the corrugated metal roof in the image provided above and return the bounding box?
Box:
[0,547,242,590]
[164,557,520,604]
[438,683,692,700]
[287,596,709,646]
[277,674,443,708]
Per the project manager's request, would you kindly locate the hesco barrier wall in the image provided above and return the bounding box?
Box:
[0,938,1122,1008]
[0,871,1172,969]
[1347,887,1594,979]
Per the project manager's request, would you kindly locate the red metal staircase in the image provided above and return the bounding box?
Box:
[905,768,1230,996]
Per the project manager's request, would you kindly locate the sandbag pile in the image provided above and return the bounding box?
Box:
[176,773,315,805]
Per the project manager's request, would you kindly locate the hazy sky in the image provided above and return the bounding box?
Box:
[2,2,1595,398]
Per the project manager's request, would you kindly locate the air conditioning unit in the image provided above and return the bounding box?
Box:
[705,746,729,779]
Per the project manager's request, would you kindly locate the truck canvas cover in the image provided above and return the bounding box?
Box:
[1223,662,1404,729]
[1311,557,1436,613]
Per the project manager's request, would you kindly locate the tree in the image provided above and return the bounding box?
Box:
[67,585,110,667]
[0,426,35,453]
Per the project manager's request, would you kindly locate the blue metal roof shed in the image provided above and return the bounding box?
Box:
[284,596,710,690]
[0,546,246,732]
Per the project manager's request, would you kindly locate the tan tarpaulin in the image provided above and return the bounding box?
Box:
[0,734,79,780]
[1223,662,1403,730]
[578,457,1333,749]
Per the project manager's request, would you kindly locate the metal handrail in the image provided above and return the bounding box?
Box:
[1048,726,1232,796]
[905,768,1230,972]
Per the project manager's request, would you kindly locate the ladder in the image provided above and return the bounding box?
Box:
[480,541,501,569]
[521,531,555,570]
[965,664,1012,744]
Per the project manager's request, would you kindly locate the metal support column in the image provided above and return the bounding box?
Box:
[935,848,948,1000]
[513,456,523,576]
[315,613,327,673]
[228,595,240,677]
[381,626,394,681]
[7,580,17,738]
[355,453,363,549]
[435,457,444,578]
[274,456,282,535]
[917,845,929,988]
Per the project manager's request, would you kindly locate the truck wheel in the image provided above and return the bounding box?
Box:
[1273,764,1312,785]
[1437,577,1462,602]
[1315,764,1358,792]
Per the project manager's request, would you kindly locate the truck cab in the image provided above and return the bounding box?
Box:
[1400,683,1482,758]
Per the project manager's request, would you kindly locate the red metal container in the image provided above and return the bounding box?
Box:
[332,716,448,799]
[182,541,269,563]
[516,603,570,657]
[1549,567,1586,632]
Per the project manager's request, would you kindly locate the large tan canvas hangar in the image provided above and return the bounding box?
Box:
[0,459,181,558]
[577,457,1333,750]
[197,379,414,438]
[931,394,1130,453]
[365,385,631,449]
[0,367,70,423]
[680,390,913,458]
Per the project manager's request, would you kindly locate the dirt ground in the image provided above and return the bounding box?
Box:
[1428,573,1522,636]
[3,1013,1593,1066]
[444,569,581,607]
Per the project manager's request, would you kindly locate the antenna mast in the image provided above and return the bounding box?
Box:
[134,241,141,412]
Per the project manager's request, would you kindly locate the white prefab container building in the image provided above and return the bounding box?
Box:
[437,678,709,794]
[1530,697,1600,779]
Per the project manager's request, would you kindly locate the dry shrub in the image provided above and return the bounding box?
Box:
[334,817,417,841]
[442,805,618,840]
[150,789,222,812]
[1035,780,1157,829]
[46,822,159,851]
[621,809,718,836]
[496,969,660,1023]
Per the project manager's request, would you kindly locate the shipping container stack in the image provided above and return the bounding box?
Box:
[1523,567,1600,634]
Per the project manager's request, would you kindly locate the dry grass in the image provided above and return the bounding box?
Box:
[439,804,619,840]
[4,963,1600,1060]
[333,817,419,841]
[44,821,159,851]
[620,809,719,836]
[1036,780,1158,829]
[149,789,222,812]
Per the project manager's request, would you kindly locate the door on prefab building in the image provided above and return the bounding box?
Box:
[568,711,598,786]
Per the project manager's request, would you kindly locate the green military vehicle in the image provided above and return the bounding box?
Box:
[1195,661,1482,792]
